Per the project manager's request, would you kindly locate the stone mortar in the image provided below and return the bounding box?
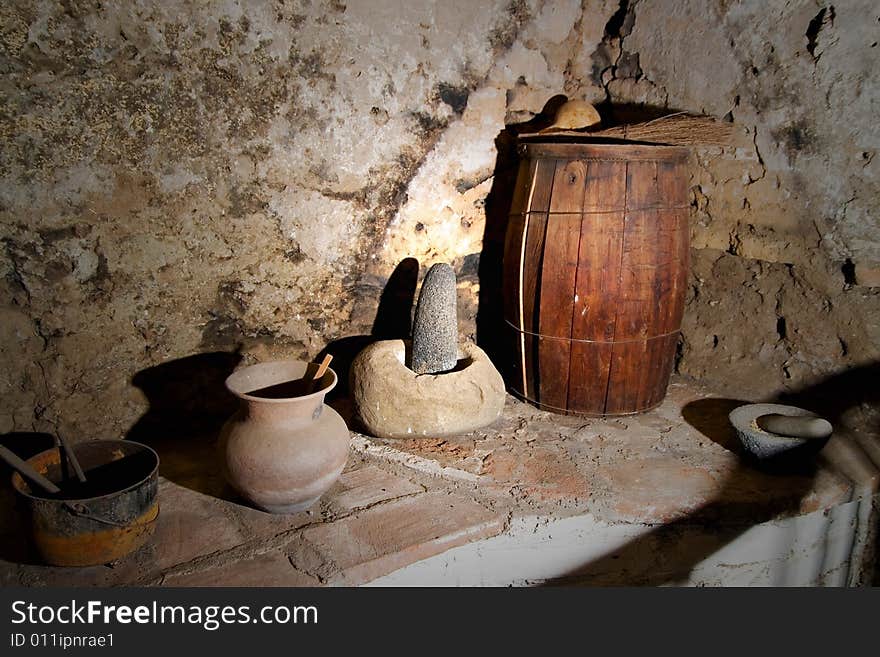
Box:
[350,339,505,439]
[728,403,832,461]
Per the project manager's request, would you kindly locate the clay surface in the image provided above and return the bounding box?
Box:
[351,340,505,439]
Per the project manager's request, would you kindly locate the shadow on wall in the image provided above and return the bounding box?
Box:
[774,361,880,437]
[126,351,242,501]
[317,256,420,427]
[371,256,420,341]
[538,362,880,585]
[476,96,565,370]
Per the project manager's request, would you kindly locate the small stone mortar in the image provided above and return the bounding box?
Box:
[729,403,832,462]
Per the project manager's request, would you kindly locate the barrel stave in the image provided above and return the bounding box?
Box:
[537,212,581,410]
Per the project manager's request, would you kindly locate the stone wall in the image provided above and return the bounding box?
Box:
[1,0,877,441]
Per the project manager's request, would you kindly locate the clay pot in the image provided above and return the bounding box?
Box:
[220,360,350,513]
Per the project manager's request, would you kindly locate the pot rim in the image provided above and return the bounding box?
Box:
[11,439,160,504]
[225,359,338,404]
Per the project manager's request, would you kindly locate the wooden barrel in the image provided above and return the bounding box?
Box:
[502,141,690,416]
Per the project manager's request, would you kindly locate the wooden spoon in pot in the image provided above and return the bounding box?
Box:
[0,445,61,495]
[305,354,333,394]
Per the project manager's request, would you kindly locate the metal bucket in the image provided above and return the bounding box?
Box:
[11,440,159,567]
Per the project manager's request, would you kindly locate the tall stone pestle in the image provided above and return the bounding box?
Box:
[411,263,458,374]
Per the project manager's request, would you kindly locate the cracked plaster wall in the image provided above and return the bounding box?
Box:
[0,0,877,441]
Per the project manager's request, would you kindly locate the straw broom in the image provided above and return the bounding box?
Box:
[589,112,734,146]
[522,111,734,147]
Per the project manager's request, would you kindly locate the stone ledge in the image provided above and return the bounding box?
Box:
[0,460,502,587]
[293,491,504,585]
[1,377,876,586]
[351,377,873,526]
[163,550,320,587]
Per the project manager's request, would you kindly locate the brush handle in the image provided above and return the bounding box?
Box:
[0,445,61,494]
[756,414,833,439]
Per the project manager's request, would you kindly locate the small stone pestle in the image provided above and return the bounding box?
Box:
[756,413,833,439]
[411,263,458,374]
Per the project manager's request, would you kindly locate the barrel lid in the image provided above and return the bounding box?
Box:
[516,137,690,162]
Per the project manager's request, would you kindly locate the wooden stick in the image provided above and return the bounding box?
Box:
[306,354,333,394]
[0,445,61,494]
[57,433,87,483]
[314,354,333,380]
[309,354,333,392]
